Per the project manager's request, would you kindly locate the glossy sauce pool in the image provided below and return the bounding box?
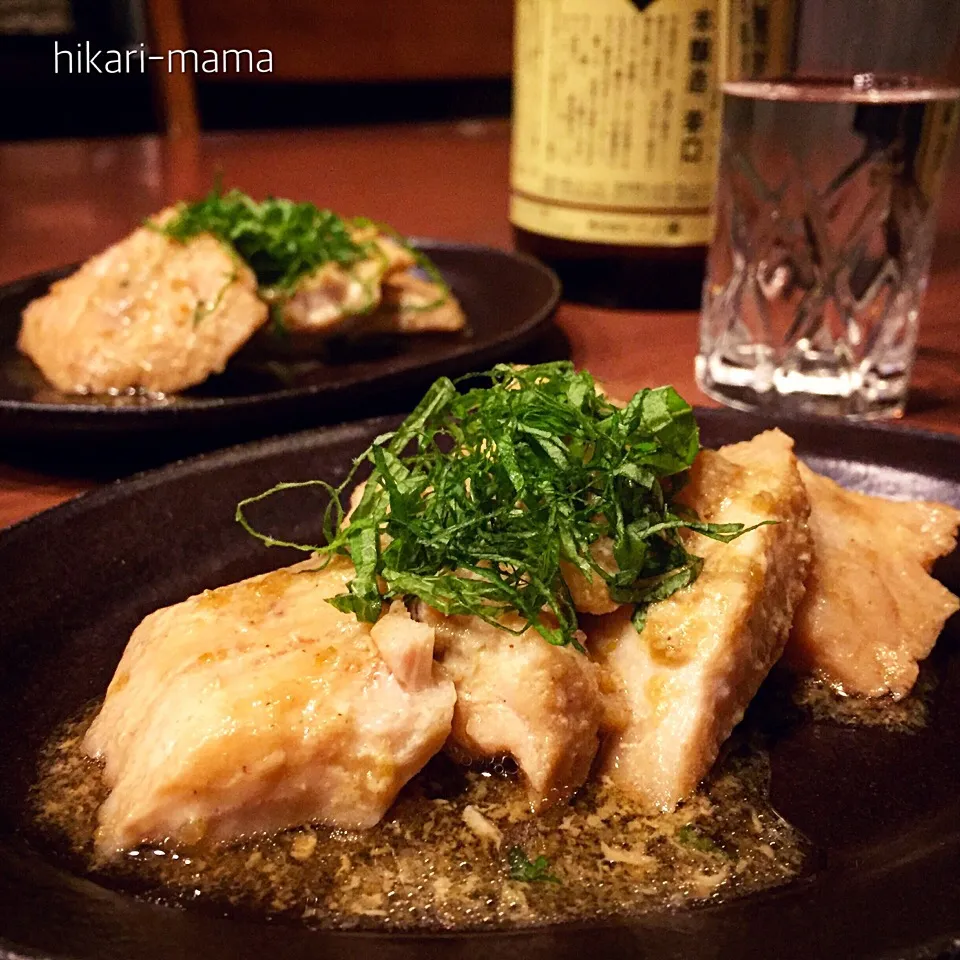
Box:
[27,674,930,932]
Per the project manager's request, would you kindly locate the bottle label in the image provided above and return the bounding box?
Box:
[510,0,721,247]
[917,99,960,205]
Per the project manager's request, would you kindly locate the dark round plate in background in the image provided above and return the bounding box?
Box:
[1,408,959,960]
[0,242,560,448]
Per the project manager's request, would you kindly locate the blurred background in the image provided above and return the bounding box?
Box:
[1,0,513,140]
[1,0,959,488]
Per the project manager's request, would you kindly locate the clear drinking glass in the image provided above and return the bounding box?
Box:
[697,0,960,418]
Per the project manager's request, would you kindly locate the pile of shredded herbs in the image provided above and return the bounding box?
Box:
[236,363,758,648]
[156,184,449,325]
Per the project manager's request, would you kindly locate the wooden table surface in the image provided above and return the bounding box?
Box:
[2,119,959,529]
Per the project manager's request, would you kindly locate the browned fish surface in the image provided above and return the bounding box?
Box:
[419,607,604,809]
[84,557,455,855]
[591,430,812,811]
[370,271,468,333]
[280,226,465,339]
[18,220,266,394]
[560,537,621,616]
[784,464,960,698]
[279,228,414,336]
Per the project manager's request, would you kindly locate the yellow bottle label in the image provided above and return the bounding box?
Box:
[510,0,721,247]
[721,0,796,82]
[916,99,960,205]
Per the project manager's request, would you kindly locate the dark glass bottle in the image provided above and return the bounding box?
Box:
[510,0,721,309]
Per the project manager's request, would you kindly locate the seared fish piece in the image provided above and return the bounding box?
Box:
[560,538,622,616]
[279,228,414,335]
[280,227,465,340]
[84,557,455,855]
[784,463,960,698]
[19,219,266,394]
[591,430,812,811]
[419,607,604,809]
[367,272,467,334]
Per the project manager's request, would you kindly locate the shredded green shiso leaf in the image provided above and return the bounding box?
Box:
[507,847,560,884]
[676,824,727,856]
[156,184,450,318]
[159,187,363,296]
[236,362,761,648]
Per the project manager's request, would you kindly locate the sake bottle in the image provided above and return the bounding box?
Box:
[510,0,724,308]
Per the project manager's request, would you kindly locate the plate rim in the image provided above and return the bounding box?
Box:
[3,403,958,540]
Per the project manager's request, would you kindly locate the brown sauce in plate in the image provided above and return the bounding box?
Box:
[30,659,938,933]
[31,701,811,931]
[790,664,937,732]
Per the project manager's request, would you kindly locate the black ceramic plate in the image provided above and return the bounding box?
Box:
[0,242,560,446]
[1,409,959,960]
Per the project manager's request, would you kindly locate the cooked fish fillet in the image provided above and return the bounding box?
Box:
[590,430,812,811]
[84,557,455,855]
[348,476,601,805]
[418,607,603,809]
[280,229,415,335]
[365,272,467,334]
[280,261,386,334]
[18,219,267,394]
[784,463,960,698]
[561,537,622,616]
